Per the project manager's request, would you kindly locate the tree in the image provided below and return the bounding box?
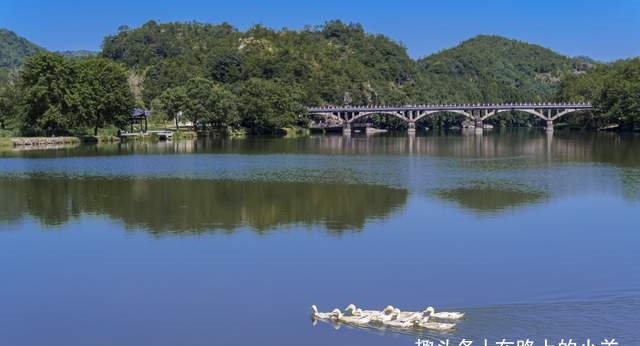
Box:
[183,77,215,131]
[74,57,134,135]
[19,52,76,135]
[204,84,239,129]
[154,86,188,129]
[181,78,239,132]
[602,59,640,128]
[558,58,640,130]
[208,50,244,84]
[142,59,199,106]
[234,78,305,134]
[0,85,20,130]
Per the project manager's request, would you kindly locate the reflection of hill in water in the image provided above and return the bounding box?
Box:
[435,186,548,214]
[0,175,407,234]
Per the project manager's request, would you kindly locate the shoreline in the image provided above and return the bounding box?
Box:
[10,136,81,147]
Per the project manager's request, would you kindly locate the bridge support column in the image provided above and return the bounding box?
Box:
[407,122,416,135]
[343,123,351,135]
[474,119,483,133]
[546,120,554,132]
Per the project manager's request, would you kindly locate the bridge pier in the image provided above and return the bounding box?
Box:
[474,119,484,133]
[407,122,416,135]
[343,123,351,135]
[546,120,554,132]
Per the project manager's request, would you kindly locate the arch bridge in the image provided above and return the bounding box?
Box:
[308,102,593,134]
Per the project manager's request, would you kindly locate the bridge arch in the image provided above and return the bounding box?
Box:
[486,109,547,122]
[551,109,585,121]
[350,110,474,124]
[481,108,590,122]
[414,110,473,123]
[348,111,408,123]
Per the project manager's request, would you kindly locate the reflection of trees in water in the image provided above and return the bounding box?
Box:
[620,168,640,201]
[434,186,548,214]
[4,132,640,169]
[0,176,407,235]
[194,132,640,168]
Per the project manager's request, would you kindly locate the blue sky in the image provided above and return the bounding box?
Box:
[1,0,639,61]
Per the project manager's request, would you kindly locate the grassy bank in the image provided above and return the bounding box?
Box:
[0,138,12,149]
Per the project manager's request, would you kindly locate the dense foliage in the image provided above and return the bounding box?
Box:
[558,58,640,130]
[1,20,638,135]
[103,20,418,107]
[17,52,133,136]
[0,29,44,84]
[0,83,20,131]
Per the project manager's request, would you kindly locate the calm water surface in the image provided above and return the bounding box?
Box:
[1,131,639,346]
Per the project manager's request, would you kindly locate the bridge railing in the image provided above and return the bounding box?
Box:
[308,102,592,112]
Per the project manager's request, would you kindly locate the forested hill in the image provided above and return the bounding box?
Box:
[0,29,98,84]
[101,20,419,106]
[6,20,637,136]
[0,29,44,83]
[3,21,598,107]
[102,22,598,107]
[414,35,595,103]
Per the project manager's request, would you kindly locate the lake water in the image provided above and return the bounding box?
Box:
[1,131,639,346]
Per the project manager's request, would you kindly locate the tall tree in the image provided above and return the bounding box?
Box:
[0,85,20,130]
[235,78,305,134]
[181,77,240,131]
[204,84,239,129]
[74,57,134,135]
[183,77,214,131]
[19,52,76,135]
[154,86,188,129]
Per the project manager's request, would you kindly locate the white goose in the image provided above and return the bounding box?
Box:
[335,310,375,325]
[311,304,461,332]
[370,305,398,323]
[394,307,428,322]
[382,317,415,328]
[424,306,465,320]
[344,303,370,317]
[413,320,457,331]
[344,304,391,319]
[311,305,341,321]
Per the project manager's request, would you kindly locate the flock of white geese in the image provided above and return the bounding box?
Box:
[311,304,464,331]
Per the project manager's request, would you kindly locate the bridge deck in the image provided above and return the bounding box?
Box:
[308,102,593,133]
[309,103,592,113]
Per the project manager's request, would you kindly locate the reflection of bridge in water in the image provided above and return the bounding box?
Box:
[308,103,593,134]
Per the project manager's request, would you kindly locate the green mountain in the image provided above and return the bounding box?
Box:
[57,50,99,59]
[101,20,418,106]
[0,29,44,83]
[414,35,595,103]
[102,22,600,108]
